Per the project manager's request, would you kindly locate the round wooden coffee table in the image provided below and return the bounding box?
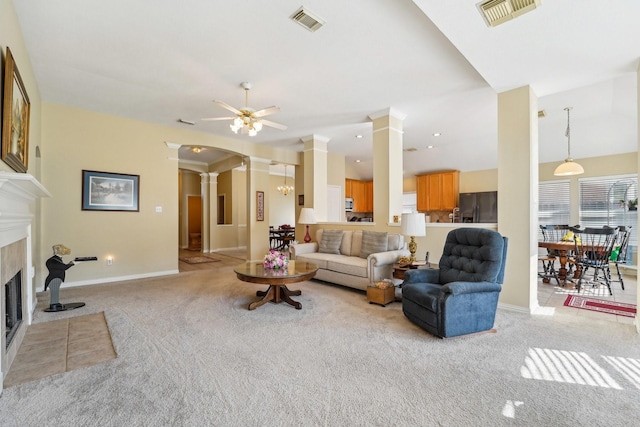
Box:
[233,261,318,310]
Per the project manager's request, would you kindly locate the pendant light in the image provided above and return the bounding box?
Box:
[554,107,584,176]
[277,165,294,196]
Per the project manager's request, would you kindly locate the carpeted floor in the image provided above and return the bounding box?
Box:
[1,266,639,426]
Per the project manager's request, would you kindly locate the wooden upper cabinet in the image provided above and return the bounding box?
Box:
[345,179,354,198]
[345,179,373,212]
[364,180,373,212]
[416,170,459,211]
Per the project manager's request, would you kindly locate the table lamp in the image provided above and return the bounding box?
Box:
[401,212,426,264]
[298,208,317,243]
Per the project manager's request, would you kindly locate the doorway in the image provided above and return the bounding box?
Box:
[187,195,202,250]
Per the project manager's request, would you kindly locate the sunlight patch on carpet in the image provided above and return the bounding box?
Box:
[521,347,622,389]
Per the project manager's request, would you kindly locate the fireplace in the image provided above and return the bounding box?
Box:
[0,172,50,390]
[5,271,23,349]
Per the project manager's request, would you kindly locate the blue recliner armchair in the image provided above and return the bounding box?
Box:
[402,228,508,338]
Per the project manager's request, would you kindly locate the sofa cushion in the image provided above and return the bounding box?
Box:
[387,233,402,251]
[295,253,330,270]
[351,232,363,258]
[327,256,368,278]
[318,229,344,254]
[360,231,388,258]
[340,230,354,256]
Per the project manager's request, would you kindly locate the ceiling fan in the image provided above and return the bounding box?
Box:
[201,82,287,136]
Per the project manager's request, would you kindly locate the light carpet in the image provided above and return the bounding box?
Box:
[1,267,639,426]
[564,295,637,318]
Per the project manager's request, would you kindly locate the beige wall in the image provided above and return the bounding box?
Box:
[41,103,180,284]
[269,174,296,227]
[218,170,233,225]
[1,0,46,294]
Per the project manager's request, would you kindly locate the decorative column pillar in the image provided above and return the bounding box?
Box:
[497,85,539,313]
[302,134,329,222]
[200,172,218,253]
[368,108,405,224]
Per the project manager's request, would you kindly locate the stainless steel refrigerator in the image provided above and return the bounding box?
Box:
[459,191,498,223]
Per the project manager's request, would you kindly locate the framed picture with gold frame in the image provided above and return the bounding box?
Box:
[1,47,31,173]
[256,191,264,221]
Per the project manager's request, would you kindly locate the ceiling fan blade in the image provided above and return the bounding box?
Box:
[253,106,280,118]
[201,116,235,121]
[213,100,242,115]
[261,119,288,131]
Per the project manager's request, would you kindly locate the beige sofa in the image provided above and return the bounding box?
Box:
[290,229,408,291]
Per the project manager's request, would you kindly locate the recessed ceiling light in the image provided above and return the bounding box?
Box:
[433,132,441,137]
[191,147,202,153]
[355,159,361,163]
[427,145,434,149]
[355,134,363,139]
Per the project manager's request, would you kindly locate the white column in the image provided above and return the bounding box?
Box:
[369,108,405,224]
[302,135,329,221]
[497,86,539,313]
[200,173,218,253]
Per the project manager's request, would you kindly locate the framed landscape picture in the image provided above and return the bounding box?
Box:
[1,47,31,173]
[82,170,140,212]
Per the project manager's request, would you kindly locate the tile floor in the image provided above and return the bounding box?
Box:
[537,266,637,325]
[3,312,116,388]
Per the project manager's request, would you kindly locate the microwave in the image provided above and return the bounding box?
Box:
[345,198,354,211]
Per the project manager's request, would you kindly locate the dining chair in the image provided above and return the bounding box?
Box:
[538,225,560,284]
[571,226,618,295]
[608,226,632,290]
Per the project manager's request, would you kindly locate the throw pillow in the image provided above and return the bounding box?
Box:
[360,231,388,259]
[318,229,344,254]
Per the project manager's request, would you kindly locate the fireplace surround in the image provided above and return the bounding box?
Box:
[0,172,50,390]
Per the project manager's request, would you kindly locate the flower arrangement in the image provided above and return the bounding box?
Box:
[263,249,289,269]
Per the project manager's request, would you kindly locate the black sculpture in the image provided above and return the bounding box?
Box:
[44,244,91,312]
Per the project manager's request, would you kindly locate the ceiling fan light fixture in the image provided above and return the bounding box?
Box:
[230,123,240,134]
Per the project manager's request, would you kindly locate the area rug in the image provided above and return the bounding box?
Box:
[563,295,637,318]
[178,256,220,264]
[4,312,116,388]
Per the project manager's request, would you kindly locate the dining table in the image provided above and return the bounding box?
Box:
[269,227,295,251]
[538,240,579,285]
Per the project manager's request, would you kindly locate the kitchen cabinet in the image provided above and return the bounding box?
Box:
[345,179,373,212]
[416,170,459,211]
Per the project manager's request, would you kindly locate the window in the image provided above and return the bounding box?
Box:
[538,180,570,238]
[578,174,637,253]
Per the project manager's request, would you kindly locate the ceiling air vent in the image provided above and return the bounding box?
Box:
[477,0,541,27]
[290,6,325,32]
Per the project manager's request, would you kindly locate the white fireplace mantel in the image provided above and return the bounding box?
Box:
[0,171,50,390]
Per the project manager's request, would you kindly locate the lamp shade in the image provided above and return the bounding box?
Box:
[401,213,426,237]
[553,160,584,176]
[298,208,317,225]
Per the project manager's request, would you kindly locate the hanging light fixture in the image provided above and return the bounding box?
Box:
[554,107,584,176]
[228,83,264,137]
[277,165,294,196]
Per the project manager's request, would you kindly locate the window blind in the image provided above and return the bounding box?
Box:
[538,180,571,239]
[578,174,637,248]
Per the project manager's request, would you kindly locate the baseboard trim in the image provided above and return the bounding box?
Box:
[498,302,532,314]
[53,270,180,289]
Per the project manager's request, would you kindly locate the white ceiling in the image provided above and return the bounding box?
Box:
[12,0,639,179]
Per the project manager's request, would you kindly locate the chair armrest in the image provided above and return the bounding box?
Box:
[441,281,502,296]
[403,268,439,284]
[289,242,318,259]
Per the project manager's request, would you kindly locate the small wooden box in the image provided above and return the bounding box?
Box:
[367,283,396,307]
